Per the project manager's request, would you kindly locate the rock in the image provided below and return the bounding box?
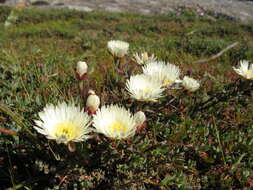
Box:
[2,0,253,22]
[139,9,151,14]
[30,0,50,6]
[52,0,64,6]
[67,5,93,12]
[104,6,123,13]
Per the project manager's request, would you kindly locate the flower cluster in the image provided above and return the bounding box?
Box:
[33,40,203,144]
[34,102,146,143]
[34,39,250,149]
[126,50,200,102]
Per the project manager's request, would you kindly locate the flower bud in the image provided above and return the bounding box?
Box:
[76,61,88,80]
[88,89,96,95]
[182,76,200,92]
[86,92,100,115]
[134,111,146,132]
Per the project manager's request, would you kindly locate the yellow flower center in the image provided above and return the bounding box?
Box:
[109,121,127,136]
[53,121,78,143]
[245,70,253,79]
[163,79,172,86]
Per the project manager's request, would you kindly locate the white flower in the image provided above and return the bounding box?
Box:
[133,52,156,65]
[134,111,146,127]
[86,91,100,115]
[4,21,12,28]
[107,40,129,57]
[233,60,253,80]
[182,76,200,92]
[4,12,18,28]
[126,74,164,102]
[76,61,88,79]
[7,14,18,22]
[34,102,92,144]
[93,104,138,139]
[142,61,180,87]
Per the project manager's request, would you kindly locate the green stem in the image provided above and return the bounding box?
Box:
[6,144,16,190]
[113,56,120,70]
[213,124,226,165]
[79,80,85,105]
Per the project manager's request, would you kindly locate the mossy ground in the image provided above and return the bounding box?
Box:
[0,6,253,189]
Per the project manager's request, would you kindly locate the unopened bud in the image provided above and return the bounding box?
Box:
[86,93,100,115]
[134,111,146,126]
[182,76,200,92]
[134,111,146,132]
[76,61,88,80]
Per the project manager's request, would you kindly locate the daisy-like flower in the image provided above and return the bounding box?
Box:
[34,102,92,144]
[233,60,253,80]
[107,40,129,57]
[126,74,164,102]
[142,61,180,87]
[93,104,138,139]
[182,76,200,92]
[76,61,88,80]
[133,52,156,65]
